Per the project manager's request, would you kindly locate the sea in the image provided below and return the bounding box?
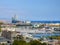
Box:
[31,21,60,23]
[30,33,60,39]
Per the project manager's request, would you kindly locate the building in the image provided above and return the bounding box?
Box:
[48,40,60,45]
[16,23,32,29]
[12,15,19,23]
[0,37,9,44]
[1,29,17,41]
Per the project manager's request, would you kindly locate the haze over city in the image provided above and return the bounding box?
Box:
[0,0,60,45]
[0,0,60,21]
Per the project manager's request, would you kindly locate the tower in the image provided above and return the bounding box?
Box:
[12,14,18,23]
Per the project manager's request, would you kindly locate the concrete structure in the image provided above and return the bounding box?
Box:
[16,23,32,29]
[48,40,60,45]
[1,29,17,41]
[0,37,8,44]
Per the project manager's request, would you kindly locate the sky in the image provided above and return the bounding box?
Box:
[0,0,60,21]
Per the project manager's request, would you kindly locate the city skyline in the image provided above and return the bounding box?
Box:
[0,0,60,21]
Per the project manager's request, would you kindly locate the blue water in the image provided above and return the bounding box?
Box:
[31,21,60,23]
[30,33,60,38]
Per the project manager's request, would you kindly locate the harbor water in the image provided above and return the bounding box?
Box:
[29,33,60,39]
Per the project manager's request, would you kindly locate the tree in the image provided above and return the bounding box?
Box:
[0,22,3,32]
[15,35,24,41]
[12,40,30,45]
[0,24,1,32]
[39,24,45,29]
[30,40,42,45]
[12,40,19,45]
[1,43,5,45]
[42,43,47,45]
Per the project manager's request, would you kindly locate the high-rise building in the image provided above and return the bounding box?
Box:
[12,15,19,23]
[1,30,17,40]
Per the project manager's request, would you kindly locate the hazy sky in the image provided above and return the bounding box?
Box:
[0,0,60,21]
